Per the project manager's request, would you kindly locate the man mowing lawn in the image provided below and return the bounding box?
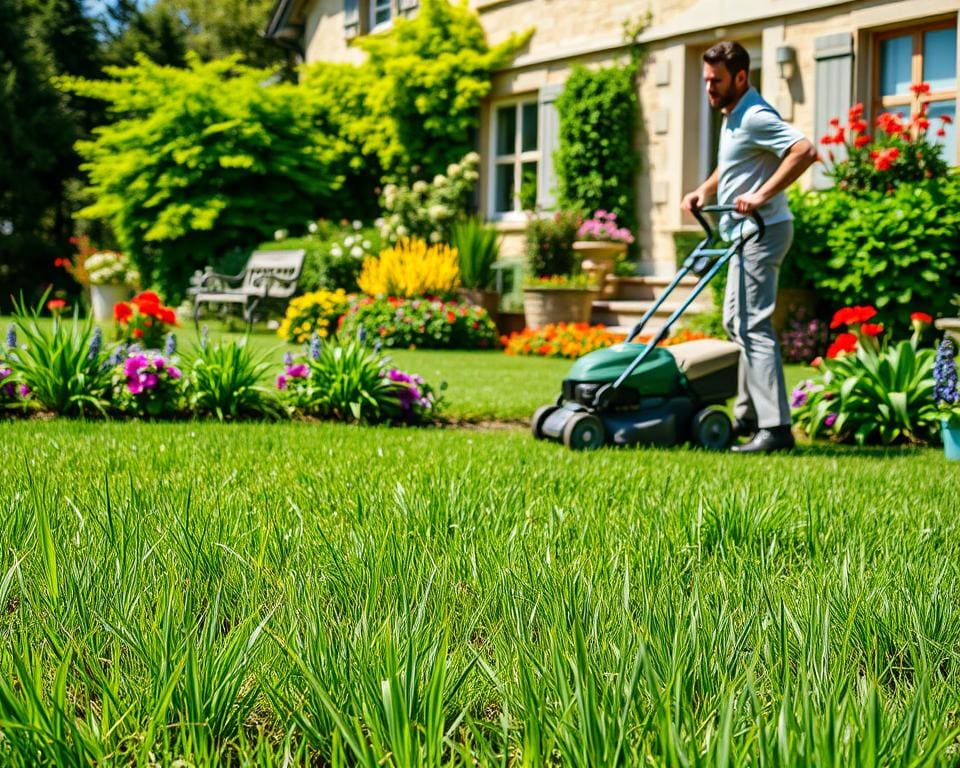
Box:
[682,41,817,454]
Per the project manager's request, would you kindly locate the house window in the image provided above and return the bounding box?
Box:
[874,19,957,165]
[370,0,392,30]
[491,99,539,216]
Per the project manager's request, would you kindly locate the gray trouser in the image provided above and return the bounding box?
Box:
[722,220,793,429]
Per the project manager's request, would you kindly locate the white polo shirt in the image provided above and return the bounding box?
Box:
[717,87,805,240]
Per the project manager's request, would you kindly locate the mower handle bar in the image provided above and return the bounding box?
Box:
[691,204,765,245]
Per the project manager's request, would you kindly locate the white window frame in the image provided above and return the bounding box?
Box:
[487,97,540,221]
[370,0,393,32]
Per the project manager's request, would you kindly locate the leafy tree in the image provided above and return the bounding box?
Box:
[0,0,97,307]
[304,0,531,182]
[96,0,189,68]
[62,55,350,300]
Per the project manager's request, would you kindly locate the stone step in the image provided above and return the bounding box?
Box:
[608,275,718,303]
[590,298,714,329]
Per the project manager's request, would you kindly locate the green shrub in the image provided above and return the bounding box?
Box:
[185,335,283,421]
[555,62,641,236]
[339,297,498,350]
[277,339,441,424]
[62,55,349,302]
[111,349,185,418]
[8,298,113,417]
[302,0,529,183]
[525,211,580,277]
[451,217,500,290]
[789,177,960,327]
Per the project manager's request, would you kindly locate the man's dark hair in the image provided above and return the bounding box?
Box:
[703,41,750,77]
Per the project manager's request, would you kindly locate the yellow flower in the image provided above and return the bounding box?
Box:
[358,238,460,298]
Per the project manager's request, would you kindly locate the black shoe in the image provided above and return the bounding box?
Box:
[732,418,758,440]
[730,426,795,454]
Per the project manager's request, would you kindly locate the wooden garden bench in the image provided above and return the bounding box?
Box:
[191,249,305,330]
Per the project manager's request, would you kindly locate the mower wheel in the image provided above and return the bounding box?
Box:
[562,412,605,450]
[693,408,732,450]
[531,405,559,440]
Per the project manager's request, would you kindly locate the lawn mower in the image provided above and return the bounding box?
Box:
[531,204,765,450]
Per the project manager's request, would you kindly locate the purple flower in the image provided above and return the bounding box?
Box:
[167,366,182,379]
[5,324,15,350]
[127,377,143,395]
[283,351,293,366]
[164,332,176,357]
[0,367,10,381]
[18,384,29,398]
[154,357,165,369]
[790,380,811,409]
[142,373,158,390]
[2,382,14,397]
[124,354,149,377]
[824,412,838,428]
[286,363,309,378]
[88,326,102,361]
[276,373,287,390]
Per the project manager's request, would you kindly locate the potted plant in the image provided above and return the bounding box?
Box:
[934,335,960,460]
[522,273,598,329]
[572,210,634,293]
[451,217,501,317]
[85,251,140,321]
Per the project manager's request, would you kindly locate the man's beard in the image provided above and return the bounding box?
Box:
[711,82,740,110]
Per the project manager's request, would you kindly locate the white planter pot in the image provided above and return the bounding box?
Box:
[90,284,131,322]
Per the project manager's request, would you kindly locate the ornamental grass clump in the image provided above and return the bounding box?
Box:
[186,336,283,421]
[791,306,938,444]
[8,296,114,416]
[358,238,460,299]
[277,336,441,423]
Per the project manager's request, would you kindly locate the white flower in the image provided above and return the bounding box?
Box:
[390,214,400,224]
[412,180,429,194]
[274,229,287,241]
[344,235,355,247]
[396,225,409,238]
[352,220,362,230]
[429,231,442,243]
[351,246,364,258]
[331,246,343,257]
[433,175,446,187]
[428,204,449,220]
[464,170,479,182]
[463,151,480,166]
[374,217,385,228]
[308,222,318,234]
[446,163,461,177]
[362,240,371,250]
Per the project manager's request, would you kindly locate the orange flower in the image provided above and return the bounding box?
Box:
[47,299,66,312]
[133,328,143,339]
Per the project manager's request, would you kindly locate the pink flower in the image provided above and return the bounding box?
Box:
[167,366,182,379]
[276,374,287,390]
[286,363,309,378]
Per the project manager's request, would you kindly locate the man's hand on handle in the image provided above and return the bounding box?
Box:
[680,189,707,213]
[733,191,766,214]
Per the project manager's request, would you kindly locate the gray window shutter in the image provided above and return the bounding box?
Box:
[344,0,359,37]
[399,0,418,11]
[813,33,854,188]
[537,83,564,210]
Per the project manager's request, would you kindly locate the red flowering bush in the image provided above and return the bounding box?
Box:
[793,305,938,444]
[338,296,498,350]
[819,91,951,194]
[114,291,178,348]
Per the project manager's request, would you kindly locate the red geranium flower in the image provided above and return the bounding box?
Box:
[830,305,877,329]
[859,322,884,337]
[848,103,865,121]
[911,312,933,324]
[114,301,133,322]
[910,82,931,95]
[827,332,858,359]
[873,147,900,171]
[854,135,872,149]
[47,299,66,312]
[941,114,953,125]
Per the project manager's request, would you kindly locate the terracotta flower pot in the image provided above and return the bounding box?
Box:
[572,241,627,295]
[523,288,598,329]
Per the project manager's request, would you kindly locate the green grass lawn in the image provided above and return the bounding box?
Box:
[1,420,956,764]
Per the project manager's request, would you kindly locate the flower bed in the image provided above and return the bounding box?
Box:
[791,306,938,445]
[277,289,351,344]
[501,324,711,360]
[1,303,444,424]
[338,296,498,350]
